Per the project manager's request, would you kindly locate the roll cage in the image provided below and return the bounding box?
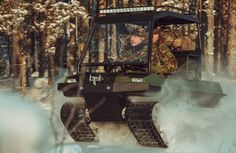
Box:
[78,5,201,79]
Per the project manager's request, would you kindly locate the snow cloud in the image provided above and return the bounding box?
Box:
[154,78,236,153]
[0,91,50,153]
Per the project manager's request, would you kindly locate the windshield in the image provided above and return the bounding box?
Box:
[84,22,151,65]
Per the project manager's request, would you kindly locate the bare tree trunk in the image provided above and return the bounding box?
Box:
[20,55,27,87]
[213,0,230,55]
[77,19,83,59]
[13,30,27,87]
[228,2,236,54]
[32,31,39,73]
[68,31,75,75]
[10,35,18,80]
[205,0,215,55]
[48,54,54,85]
[54,38,64,76]
[78,16,90,64]
[38,32,46,77]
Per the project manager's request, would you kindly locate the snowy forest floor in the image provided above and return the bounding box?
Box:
[1,55,236,153]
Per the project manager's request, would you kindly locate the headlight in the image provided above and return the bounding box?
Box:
[65,78,77,83]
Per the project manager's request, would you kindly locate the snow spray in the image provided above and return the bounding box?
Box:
[0,91,50,153]
[151,76,236,153]
[0,79,84,153]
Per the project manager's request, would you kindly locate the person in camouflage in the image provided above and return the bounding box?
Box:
[119,27,148,62]
[152,27,178,74]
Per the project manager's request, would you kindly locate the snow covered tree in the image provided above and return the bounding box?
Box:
[0,0,31,87]
[31,0,88,84]
[0,0,89,86]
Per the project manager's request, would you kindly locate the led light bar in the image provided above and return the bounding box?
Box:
[100,6,155,14]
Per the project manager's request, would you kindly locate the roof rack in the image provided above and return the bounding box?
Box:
[91,0,198,17]
[99,5,195,16]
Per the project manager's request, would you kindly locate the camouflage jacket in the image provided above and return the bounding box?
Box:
[119,43,148,62]
[152,42,178,74]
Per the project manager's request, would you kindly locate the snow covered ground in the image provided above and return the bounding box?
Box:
[1,71,236,153]
[78,78,236,153]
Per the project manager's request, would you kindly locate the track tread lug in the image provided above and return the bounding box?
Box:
[126,101,167,148]
[60,103,95,142]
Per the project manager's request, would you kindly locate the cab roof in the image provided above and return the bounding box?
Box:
[94,11,199,25]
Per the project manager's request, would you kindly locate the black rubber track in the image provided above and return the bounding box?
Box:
[60,103,95,142]
[60,102,167,147]
[125,101,167,148]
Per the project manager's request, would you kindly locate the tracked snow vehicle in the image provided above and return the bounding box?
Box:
[58,3,224,148]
